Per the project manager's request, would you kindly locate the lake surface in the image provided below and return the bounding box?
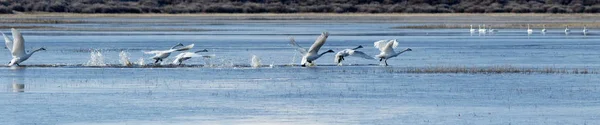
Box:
[1,16,600,125]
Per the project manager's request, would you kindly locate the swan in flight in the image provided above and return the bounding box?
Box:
[374,39,412,66]
[565,25,570,35]
[144,43,194,64]
[172,49,211,65]
[334,45,374,65]
[541,25,547,33]
[583,25,588,35]
[3,28,45,66]
[469,25,476,33]
[527,24,533,34]
[289,32,334,67]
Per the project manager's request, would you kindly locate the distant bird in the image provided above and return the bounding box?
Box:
[3,28,45,66]
[144,43,194,64]
[469,25,476,33]
[488,25,497,33]
[334,45,374,65]
[374,39,412,66]
[583,25,589,35]
[480,24,487,33]
[565,25,571,34]
[541,24,547,33]
[172,49,211,65]
[289,32,335,67]
[527,24,533,34]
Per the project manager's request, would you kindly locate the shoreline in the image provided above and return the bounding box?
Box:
[1,13,599,29]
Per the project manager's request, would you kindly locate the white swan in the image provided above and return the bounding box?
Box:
[144,43,194,64]
[289,32,334,67]
[583,25,588,35]
[480,24,487,33]
[541,24,547,33]
[469,25,476,33]
[334,45,374,65]
[3,28,45,66]
[565,25,570,34]
[527,24,533,34]
[374,39,412,66]
[172,49,211,65]
[488,25,497,33]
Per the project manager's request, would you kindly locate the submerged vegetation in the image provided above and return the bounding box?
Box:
[1,0,600,14]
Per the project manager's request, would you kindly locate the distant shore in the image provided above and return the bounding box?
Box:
[1,13,599,30]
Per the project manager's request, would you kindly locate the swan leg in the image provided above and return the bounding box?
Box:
[384,59,388,66]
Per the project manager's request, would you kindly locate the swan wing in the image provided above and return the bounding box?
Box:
[350,50,374,59]
[143,50,173,54]
[11,28,26,57]
[2,32,13,52]
[307,32,329,54]
[289,37,307,55]
[373,39,389,52]
[382,39,398,54]
[175,44,194,51]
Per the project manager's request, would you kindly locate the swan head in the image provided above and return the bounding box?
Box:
[356,45,363,49]
[39,48,46,51]
[321,32,329,38]
[325,49,334,53]
[195,49,208,53]
[405,48,412,51]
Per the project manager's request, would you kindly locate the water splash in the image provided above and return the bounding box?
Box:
[85,50,106,66]
[251,55,261,68]
[137,57,145,66]
[119,51,132,66]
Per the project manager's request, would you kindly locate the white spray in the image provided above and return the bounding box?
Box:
[251,55,261,68]
[85,50,106,66]
[119,51,132,66]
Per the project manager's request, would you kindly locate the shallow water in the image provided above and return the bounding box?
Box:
[2,17,600,125]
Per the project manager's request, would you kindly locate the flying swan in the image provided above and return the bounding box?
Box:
[374,39,412,66]
[289,32,334,67]
[144,43,194,64]
[172,49,212,65]
[3,28,45,66]
[334,45,374,65]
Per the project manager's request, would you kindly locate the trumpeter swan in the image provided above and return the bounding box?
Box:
[527,24,533,34]
[565,25,570,34]
[541,24,547,33]
[374,39,412,66]
[334,45,374,65]
[469,25,476,33]
[172,49,211,65]
[2,28,45,66]
[289,32,334,67]
[583,25,589,35]
[144,43,194,64]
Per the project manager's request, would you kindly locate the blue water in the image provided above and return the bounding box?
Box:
[1,17,600,125]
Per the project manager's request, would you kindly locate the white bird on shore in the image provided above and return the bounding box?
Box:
[334,45,374,65]
[527,24,533,34]
[172,49,211,65]
[374,39,412,66]
[144,43,194,64]
[289,32,335,67]
[469,25,476,33]
[541,24,547,33]
[565,25,570,35]
[3,28,45,66]
[583,25,588,35]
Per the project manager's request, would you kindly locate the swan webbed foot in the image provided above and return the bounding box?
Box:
[154,59,159,64]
